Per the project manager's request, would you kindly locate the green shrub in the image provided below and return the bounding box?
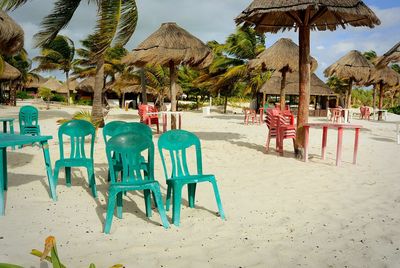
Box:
[388,105,400,115]
[16,91,33,99]
[76,99,93,106]
[50,94,66,102]
[178,102,199,110]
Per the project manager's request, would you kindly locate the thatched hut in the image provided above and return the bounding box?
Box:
[0,62,21,81]
[375,42,400,68]
[260,72,336,116]
[368,66,400,120]
[324,50,372,108]
[0,10,24,55]
[236,0,380,153]
[24,75,48,92]
[249,38,318,109]
[123,22,213,129]
[39,78,63,92]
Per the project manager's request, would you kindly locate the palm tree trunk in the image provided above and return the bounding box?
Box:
[92,56,105,127]
[262,92,266,108]
[140,68,147,104]
[169,61,177,129]
[372,84,377,111]
[378,81,384,121]
[295,25,311,157]
[224,95,228,113]
[280,70,287,110]
[65,72,70,105]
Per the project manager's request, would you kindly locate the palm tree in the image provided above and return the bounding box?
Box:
[326,75,348,107]
[2,0,138,125]
[33,35,74,104]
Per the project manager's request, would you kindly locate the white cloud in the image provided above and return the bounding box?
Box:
[316,45,325,50]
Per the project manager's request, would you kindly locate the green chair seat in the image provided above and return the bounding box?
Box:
[53,120,97,198]
[158,130,225,226]
[104,132,169,234]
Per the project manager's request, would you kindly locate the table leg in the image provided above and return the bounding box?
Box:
[304,126,309,162]
[178,114,182,129]
[322,126,328,160]
[336,127,343,166]
[344,111,348,123]
[10,121,15,150]
[385,111,387,121]
[41,141,57,201]
[353,128,360,164]
[0,147,7,215]
[2,122,6,133]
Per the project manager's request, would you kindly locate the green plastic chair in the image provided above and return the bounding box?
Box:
[104,132,169,233]
[158,130,225,226]
[19,105,41,136]
[53,120,97,198]
[103,121,152,181]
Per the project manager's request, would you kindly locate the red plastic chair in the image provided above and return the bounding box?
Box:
[265,109,281,152]
[276,113,296,156]
[139,104,160,133]
[360,106,370,120]
[330,108,342,123]
[244,108,258,125]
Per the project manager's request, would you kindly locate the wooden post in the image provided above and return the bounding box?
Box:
[262,92,266,107]
[347,78,353,109]
[140,68,147,105]
[372,84,377,112]
[295,25,311,157]
[280,70,287,110]
[378,81,384,121]
[169,61,177,129]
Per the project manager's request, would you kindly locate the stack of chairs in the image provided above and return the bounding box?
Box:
[360,106,371,120]
[138,104,160,133]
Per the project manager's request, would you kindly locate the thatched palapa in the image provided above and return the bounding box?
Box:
[25,75,47,89]
[123,22,213,129]
[76,77,108,93]
[324,50,372,84]
[123,22,213,69]
[324,50,372,109]
[235,0,381,33]
[0,10,24,55]
[0,62,21,81]
[249,38,318,72]
[236,0,380,151]
[57,79,78,94]
[39,78,63,92]
[260,72,334,96]
[375,42,400,68]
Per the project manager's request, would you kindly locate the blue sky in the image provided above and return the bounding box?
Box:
[6,0,400,81]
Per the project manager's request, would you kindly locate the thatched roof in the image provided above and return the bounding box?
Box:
[368,66,400,87]
[0,10,24,55]
[235,0,380,33]
[39,78,63,92]
[75,77,108,93]
[0,62,21,81]
[248,38,318,72]
[25,75,47,88]
[123,22,213,68]
[324,50,372,84]
[260,72,335,96]
[375,42,400,68]
[57,79,78,94]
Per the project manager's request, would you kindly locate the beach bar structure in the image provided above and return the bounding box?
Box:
[259,72,336,117]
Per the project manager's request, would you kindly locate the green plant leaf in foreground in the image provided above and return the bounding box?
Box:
[0,263,24,268]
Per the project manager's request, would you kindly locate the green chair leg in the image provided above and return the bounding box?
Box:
[151,185,169,229]
[53,164,60,187]
[211,180,225,220]
[116,191,123,219]
[87,167,97,198]
[188,183,196,208]
[144,189,152,217]
[165,183,172,211]
[172,183,183,226]
[65,167,71,187]
[0,148,6,215]
[41,142,57,201]
[104,190,117,234]
[1,148,7,191]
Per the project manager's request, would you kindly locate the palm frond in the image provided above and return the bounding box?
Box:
[33,0,82,47]
[0,0,31,10]
[113,0,138,46]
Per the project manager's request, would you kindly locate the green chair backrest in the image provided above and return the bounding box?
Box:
[103,121,152,145]
[19,105,39,129]
[58,120,95,160]
[158,130,203,180]
[106,133,154,183]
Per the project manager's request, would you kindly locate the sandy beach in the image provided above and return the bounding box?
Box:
[1,103,400,267]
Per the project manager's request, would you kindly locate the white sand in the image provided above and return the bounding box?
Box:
[1,103,400,267]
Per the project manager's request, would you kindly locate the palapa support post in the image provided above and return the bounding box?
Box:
[378,81,384,121]
[140,68,147,105]
[295,24,311,158]
[280,69,287,110]
[169,61,177,130]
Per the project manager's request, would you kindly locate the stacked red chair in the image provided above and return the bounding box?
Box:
[138,104,160,133]
[265,109,296,155]
[360,106,371,120]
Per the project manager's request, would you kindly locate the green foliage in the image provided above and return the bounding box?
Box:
[50,94,66,102]
[16,91,33,99]
[388,105,400,115]
[76,99,93,106]
[57,110,102,129]
[178,102,199,111]
[38,87,53,101]
[351,88,373,107]
[0,264,24,268]
[391,64,400,74]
